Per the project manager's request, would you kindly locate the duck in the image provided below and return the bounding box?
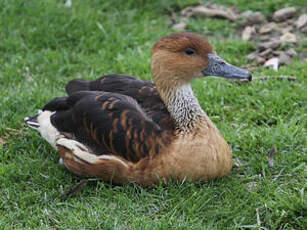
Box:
[25,33,251,186]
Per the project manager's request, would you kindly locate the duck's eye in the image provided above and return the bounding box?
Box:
[185,48,196,56]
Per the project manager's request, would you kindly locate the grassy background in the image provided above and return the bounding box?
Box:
[0,0,306,229]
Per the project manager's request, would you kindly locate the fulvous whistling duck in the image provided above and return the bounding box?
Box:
[25,33,252,186]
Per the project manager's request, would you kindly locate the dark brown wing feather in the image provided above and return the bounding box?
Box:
[46,91,172,163]
[64,74,175,131]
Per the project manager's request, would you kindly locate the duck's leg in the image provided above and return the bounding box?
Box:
[56,137,133,184]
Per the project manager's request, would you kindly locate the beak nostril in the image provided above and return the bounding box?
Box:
[202,54,253,80]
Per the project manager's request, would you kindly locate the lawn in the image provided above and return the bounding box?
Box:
[0,0,306,229]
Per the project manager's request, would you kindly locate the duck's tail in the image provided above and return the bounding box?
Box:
[24,110,59,148]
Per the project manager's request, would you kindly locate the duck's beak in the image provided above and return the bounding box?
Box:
[202,54,252,81]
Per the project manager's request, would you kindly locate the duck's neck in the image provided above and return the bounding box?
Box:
[158,83,206,134]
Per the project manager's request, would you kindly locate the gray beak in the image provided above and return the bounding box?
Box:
[202,54,252,81]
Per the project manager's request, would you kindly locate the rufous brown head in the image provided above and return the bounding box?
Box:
[151,33,251,88]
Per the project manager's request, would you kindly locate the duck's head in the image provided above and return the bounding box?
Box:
[151,33,252,88]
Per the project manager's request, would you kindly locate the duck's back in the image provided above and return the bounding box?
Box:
[65,74,175,131]
[39,74,176,162]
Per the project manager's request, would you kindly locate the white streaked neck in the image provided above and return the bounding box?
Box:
[161,84,206,133]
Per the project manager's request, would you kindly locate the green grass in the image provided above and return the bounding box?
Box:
[0,0,306,229]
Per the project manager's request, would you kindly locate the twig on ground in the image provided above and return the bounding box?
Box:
[256,208,261,227]
[268,146,277,167]
[44,209,60,230]
[256,76,296,81]
[233,157,247,167]
[60,179,89,201]
[5,127,23,133]
[231,75,297,83]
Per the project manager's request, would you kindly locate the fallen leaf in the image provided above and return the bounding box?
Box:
[264,57,279,71]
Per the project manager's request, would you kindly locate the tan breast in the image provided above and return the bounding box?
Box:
[167,129,232,181]
[131,116,233,185]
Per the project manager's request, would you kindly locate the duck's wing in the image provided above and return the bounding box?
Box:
[65,74,175,131]
[43,91,172,163]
